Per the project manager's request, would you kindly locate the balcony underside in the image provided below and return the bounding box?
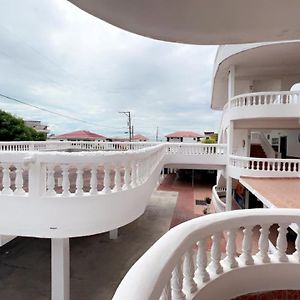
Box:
[69,0,300,45]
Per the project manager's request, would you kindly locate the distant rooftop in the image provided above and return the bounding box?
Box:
[109,134,148,142]
[53,130,106,140]
[165,131,204,138]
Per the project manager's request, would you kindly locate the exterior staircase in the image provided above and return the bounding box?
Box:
[250,144,267,158]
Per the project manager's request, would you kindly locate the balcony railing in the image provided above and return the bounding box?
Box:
[113,209,300,300]
[230,91,300,108]
[0,141,158,152]
[0,144,165,198]
[229,155,300,178]
[211,185,226,213]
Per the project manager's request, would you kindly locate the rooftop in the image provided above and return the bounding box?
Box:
[53,130,106,140]
[165,130,204,138]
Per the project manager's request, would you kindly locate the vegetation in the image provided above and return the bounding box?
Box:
[201,133,218,144]
[0,110,46,141]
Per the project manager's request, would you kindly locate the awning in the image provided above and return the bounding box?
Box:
[240,177,300,209]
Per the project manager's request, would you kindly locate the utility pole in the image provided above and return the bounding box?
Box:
[119,111,132,142]
[156,126,159,141]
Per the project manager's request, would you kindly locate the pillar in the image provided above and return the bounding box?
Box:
[245,190,250,209]
[51,238,70,300]
[228,65,236,101]
[226,177,232,211]
[109,228,118,240]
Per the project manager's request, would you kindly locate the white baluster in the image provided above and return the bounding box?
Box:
[2,163,12,195]
[294,224,300,262]
[46,164,56,196]
[171,262,185,300]
[240,226,254,265]
[183,247,197,294]
[276,223,288,262]
[210,233,223,274]
[225,229,238,268]
[257,224,270,263]
[61,165,70,196]
[195,239,209,283]
[159,277,172,300]
[113,163,122,192]
[90,165,98,195]
[14,164,25,195]
[131,161,137,188]
[102,163,111,194]
[123,162,131,190]
[75,166,84,196]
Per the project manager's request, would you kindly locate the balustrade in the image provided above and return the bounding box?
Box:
[230,91,300,108]
[229,155,300,177]
[0,145,165,198]
[113,209,300,300]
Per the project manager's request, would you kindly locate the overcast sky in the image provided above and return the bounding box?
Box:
[0,0,220,140]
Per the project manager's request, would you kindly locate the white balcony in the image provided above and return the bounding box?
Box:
[228,155,300,179]
[113,208,300,300]
[228,91,300,121]
[0,142,227,238]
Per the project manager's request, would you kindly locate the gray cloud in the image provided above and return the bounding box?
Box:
[0,0,220,140]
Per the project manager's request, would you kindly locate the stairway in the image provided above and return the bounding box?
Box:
[250,144,267,158]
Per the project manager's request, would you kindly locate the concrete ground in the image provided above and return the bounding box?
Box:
[0,190,177,300]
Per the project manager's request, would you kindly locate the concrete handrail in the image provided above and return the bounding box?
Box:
[113,209,300,300]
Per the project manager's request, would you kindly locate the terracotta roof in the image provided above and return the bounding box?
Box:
[54,130,106,140]
[165,131,204,138]
[132,134,148,141]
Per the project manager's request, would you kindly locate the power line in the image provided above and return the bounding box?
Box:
[0,92,125,130]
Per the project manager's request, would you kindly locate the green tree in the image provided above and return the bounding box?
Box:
[0,110,46,141]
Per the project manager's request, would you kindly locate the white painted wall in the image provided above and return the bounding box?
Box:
[232,129,248,156]
[235,79,252,95]
[266,130,300,158]
[252,79,282,92]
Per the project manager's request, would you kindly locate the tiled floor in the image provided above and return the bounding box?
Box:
[158,173,213,228]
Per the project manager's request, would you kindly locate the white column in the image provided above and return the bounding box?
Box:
[226,176,232,211]
[109,228,118,240]
[228,65,236,100]
[51,238,70,300]
[245,189,250,209]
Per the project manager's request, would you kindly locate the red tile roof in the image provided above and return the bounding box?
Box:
[54,130,106,140]
[132,134,148,141]
[165,131,204,138]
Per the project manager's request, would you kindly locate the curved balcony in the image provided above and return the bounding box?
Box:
[222,91,300,125]
[0,142,227,238]
[0,140,158,151]
[113,208,300,300]
[211,185,226,213]
[0,145,165,238]
[228,155,300,179]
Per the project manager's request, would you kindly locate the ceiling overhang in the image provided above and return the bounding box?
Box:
[68,0,300,45]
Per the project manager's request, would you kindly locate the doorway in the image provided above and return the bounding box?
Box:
[280,136,287,158]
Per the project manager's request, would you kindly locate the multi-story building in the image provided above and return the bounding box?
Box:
[0,2,300,300]
[25,120,49,135]
[165,131,204,143]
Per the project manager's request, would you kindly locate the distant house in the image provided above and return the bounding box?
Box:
[165,131,204,143]
[108,134,149,142]
[25,120,49,135]
[132,134,148,142]
[51,130,106,142]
